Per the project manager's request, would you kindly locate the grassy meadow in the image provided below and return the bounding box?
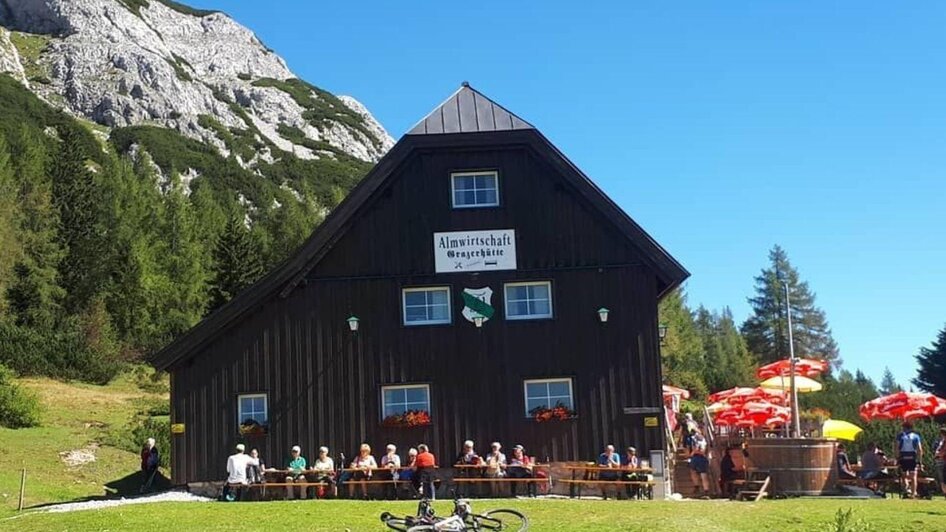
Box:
[6,498,946,531]
[2,374,946,531]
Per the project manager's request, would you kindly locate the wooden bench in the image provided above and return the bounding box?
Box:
[559,479,655,500]
[452,477,549,497]
[225,481,332,500]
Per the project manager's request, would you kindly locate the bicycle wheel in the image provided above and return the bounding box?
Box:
[408,523,464,532]
[473,509,528,531]
[383,517,413,531]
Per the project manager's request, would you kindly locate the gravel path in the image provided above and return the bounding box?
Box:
[39,490,213,513]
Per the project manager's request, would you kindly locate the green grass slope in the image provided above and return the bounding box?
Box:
[7,498,946,531]
[0,373,168,517]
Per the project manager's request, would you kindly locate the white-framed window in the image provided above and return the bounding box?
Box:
[451,171,499,208]
[504,281,553,320]
[403,286,451,325]
[524,378,574,416]
[381,384,431,418]
[238,393,268,427]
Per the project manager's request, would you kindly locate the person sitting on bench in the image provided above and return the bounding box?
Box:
[349,443,378,499]
[311,446,335,498]
[507,445,535,497]
[624,446,648,499]
[455,440,482,496]
[596,444,621,499]
[285,445,308,499]
[247,448,266,484]
[836,443,856,480]
[223,443,257,501]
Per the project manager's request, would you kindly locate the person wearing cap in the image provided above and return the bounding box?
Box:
[285,445,308,499]
[224,443,258,501]
[310,446,336,498]
[380,444,401,499]
[454,440,482,496]
[622,446,644,499]
[507,445,535,497]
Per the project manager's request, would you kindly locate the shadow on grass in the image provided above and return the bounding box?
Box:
[24,470,174,510]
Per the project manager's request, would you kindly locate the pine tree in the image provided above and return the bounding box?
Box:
[741,245,839,365]
[98,155,164,352]
[208,213,265,313]
[697,306,756,392]
[879,367,902,395]
[658,287,707,398]
[51,125,105,313]
[0,134,20,313]
[5,126,63,327]
[913,324,946,398]
[159,173,209,337]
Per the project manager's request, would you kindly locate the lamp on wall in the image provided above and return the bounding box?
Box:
[597,307,610,323]
[658,323,668,345]
[472,315,485,328]
[347,315,360,332]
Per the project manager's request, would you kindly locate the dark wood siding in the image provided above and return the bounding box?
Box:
[169,140,667,484]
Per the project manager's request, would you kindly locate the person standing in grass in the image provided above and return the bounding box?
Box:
[934,427,946,498]
[895,422,923,498]
[413,443,438,499]
[285,445,308,499]
[139,437,160,493]
[688,430,711,498]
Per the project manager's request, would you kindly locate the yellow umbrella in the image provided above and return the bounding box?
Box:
[760,375,823,393]
[823,419,863,441]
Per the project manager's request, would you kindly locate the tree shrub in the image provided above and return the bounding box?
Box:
[0,363,42,428]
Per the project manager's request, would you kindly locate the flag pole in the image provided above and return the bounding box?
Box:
[785,282,801,437]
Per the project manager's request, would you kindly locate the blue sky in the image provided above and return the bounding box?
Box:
[199,1,945,388]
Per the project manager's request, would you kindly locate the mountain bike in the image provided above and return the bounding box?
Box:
[380,491,528,531]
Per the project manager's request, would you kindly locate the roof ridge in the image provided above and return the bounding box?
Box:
[406,83,534,135]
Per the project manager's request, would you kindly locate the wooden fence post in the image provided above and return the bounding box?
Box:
[17,468,26,511]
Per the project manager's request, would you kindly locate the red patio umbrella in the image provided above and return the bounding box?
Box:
[715,401,790,428]
[859,391,946,422]
[707,386,787,406]
[756,358,829,380]
[662,384,691,400]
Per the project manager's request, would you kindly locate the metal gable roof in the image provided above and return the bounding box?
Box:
[151,86,689,372]
[406,82,535,135]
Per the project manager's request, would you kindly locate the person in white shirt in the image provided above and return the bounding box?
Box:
[223,443,257,501]
[310,446,336,498]
[349,443,378,499]
[380,444,402,499]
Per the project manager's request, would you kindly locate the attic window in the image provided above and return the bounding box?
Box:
[451,171,499,208]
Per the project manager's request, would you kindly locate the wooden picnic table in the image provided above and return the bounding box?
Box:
[561,464,654,500]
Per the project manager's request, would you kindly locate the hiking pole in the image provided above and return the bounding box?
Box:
[18,469,26,511]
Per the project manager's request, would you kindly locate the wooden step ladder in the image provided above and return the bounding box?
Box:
[735,470,771,501]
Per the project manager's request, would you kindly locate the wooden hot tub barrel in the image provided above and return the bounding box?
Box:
[744,438,838,496]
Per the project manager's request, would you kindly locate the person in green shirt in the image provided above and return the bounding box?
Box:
[285,445,308,499]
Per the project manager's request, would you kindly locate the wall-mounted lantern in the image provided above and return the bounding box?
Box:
[347,315,360,332]
[597,307,610,323]
[658,323,668,345]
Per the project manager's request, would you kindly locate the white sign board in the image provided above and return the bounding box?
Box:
[434,229,517,273]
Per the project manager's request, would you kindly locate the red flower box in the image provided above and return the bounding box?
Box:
[529,402,576,422]
[382,410,432,428]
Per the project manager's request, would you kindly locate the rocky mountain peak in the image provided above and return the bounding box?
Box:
[0,0,393,163]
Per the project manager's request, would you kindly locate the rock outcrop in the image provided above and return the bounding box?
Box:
[0,0,393,162]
